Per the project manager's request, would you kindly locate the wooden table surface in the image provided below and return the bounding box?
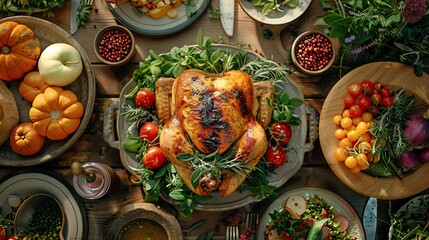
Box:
[1,0,428,239]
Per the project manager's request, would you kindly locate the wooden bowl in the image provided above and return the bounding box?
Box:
[319,61,429,200]
[291,31,336,76]
[93,25,135,66]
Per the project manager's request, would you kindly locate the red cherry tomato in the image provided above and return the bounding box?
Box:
[361,80,374,96]
[265,145,287,168]
[0,228,5,240]
[270,122,292,146]
[139,122,159,143]
[374,82,383,92]
[348,82,363,97]
[349,104,363,118]
[343,94,356,108]
[143,146,166,170]
[380,87,392,97]
[7,237,17,240]
[135,89,155,109]
[381,96,394,108]
[371,92,382,105]
[357,95,372,111]
[368,105,380,117]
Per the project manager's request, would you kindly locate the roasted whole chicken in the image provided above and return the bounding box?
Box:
[159,69,269,196]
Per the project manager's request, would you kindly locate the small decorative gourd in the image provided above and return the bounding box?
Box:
[0,21,41,81]
[29,87,84,140]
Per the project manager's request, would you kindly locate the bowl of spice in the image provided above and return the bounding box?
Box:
[291,31,336,76]
[94,25,135,66]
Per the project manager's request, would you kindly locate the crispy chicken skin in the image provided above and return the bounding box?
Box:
[159,69,268,196]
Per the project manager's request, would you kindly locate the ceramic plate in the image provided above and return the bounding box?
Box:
[0,170,88,239]
[389,194,429,239]
[111,44,309,211]
[257,187,365,239]
[239,0,312,25]
[319,61,429,200]
[0,16,96,166]
[106,0,210,36]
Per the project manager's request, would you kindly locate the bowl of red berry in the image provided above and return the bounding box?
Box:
[291,31,336,76]
[94,25,135,66]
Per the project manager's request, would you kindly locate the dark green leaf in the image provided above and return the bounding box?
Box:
[176,153,195,161]
[191,169,202,189]
[330,25,347,38]
[323,14,344,26]
[170,189,186,201]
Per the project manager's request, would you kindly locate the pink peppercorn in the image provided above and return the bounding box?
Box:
[98,29,132,62]
[294,33,333,71]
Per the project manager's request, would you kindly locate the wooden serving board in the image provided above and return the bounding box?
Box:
[319,61,429,200]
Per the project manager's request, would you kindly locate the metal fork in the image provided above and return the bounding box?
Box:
[225,225,240,240]
[85,0,94,6]
[245,212,259,239]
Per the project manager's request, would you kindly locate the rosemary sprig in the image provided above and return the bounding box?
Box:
[370,88,415,177]
[177,146,254,190]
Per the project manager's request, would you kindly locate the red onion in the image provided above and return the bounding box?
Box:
[404,109,429,148]
[397,151,419,169]
[418,149,429,163]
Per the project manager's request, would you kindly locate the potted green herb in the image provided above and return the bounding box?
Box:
[319,0,428,76]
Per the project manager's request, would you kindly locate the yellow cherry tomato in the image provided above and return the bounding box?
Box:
[347,129,360,142]
[361,112,373,122]
[335,129,346,140]
[342,109,351,118]
[345,156,358,169]
[334,147,347,161]
[341,117,353,129]
[358,141,372,153]
[356,153,369,170]
[333,115,343,125]
[339,138,353,148]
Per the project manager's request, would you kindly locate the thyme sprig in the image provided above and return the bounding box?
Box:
[370,88,415,177]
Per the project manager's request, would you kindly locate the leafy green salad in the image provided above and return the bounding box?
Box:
[264,194,357,240]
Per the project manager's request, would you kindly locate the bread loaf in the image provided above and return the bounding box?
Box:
[0,81,19,145]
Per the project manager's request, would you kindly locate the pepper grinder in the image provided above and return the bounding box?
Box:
[71,162,118,199]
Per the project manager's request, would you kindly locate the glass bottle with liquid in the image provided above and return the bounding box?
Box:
[72,162,118,199]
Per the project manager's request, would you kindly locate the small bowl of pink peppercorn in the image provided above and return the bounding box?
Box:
[94,25,135,66]
[291,31,336,76]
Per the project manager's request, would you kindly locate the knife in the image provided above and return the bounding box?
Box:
[363,197,377,240]
[219,0,235,37]
[70,0,80,35]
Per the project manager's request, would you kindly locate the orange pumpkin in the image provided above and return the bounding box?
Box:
[29,87,84,140]
[19,71,50,102]
[10,122,45,156]
[0,21,41,81]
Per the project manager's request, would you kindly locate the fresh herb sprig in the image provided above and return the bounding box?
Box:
[369,89,415,177]
[177,146,254,190]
